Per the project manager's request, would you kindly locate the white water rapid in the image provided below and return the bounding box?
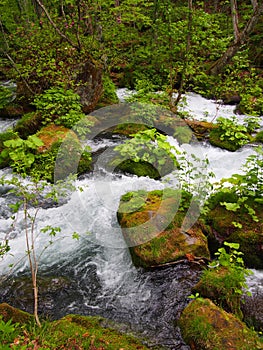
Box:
[0,91,262,349]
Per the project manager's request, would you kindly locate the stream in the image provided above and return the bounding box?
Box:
[0,91,262,349]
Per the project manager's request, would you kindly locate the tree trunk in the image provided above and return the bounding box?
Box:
[230,0,239,41]
[208,2,263,75]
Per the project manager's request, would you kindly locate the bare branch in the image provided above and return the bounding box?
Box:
[35,0,81,51]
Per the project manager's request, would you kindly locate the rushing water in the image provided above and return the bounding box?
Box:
[0,91,262,349]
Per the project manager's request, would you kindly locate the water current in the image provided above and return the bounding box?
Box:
[0,91,262,349]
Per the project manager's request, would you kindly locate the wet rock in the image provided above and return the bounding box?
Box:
[178,298,263,350]
[0,276,72,316]
[242,291,263,331]
[117,189,210,268]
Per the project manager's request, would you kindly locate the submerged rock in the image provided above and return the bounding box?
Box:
[117,188,210,268]
[178,298,263,350]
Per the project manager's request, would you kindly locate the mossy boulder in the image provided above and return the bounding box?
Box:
[114,159,164,179]
[32,124,92,181]
[117,189,210,268]
[193,266,244,319]
[0,303,34,324]
[0,304,150,349]
[112,123,150,137]
[51,315,150,350]
[204,193,263,268]
[209,127,242,151]
[178,298,263,350]
[74,58,103,113]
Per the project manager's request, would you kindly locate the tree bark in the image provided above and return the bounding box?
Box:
[208,2,263,75]
[230,0,239,41]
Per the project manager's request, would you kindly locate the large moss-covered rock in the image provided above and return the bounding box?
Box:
[178,298,263,350]
[204,193,263,268]
[117,189,210,268]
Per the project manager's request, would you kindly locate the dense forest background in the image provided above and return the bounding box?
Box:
[0,0,262,116]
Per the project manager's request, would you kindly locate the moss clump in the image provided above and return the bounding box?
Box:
[114,159,161,179]
[255,130,263,143]
[193,266,244,318]
[96,75,119,108]
[204,194,263,268]
[0,303,34,324]
[209,127,242,151]
[117,189,210,268]
[112,123,150,136]
[0,304,150,349]
[185,120,215,140]
[179,298,263,350]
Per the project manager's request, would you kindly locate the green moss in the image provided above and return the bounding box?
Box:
[179,298,263,350]
[112,123,150,136]
[209,128,242,151]
[0,303,34,324]
[0,305,150,349]
[193,266,244,318]
[227,229,263,269]
[115,159,161,179]
[96,75,119,108]
[204,195,263,269]
[255,130,263,143]
[118,188,210,268]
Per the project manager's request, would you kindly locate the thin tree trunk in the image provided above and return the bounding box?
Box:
[173,0,193,109]
[230,0,239,41]
[209,2,263,75]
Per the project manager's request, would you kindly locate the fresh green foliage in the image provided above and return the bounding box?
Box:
[217,147,263,225]
[0,316,20,344]
[33,87,85,127]
[114,128,180,171]
[216,116,250,148]
[198,242,252,318]
[0,86,14,109]
[211,242,246,270]
[1,134,43,174]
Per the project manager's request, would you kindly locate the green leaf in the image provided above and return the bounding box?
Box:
[220,202,240,212]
